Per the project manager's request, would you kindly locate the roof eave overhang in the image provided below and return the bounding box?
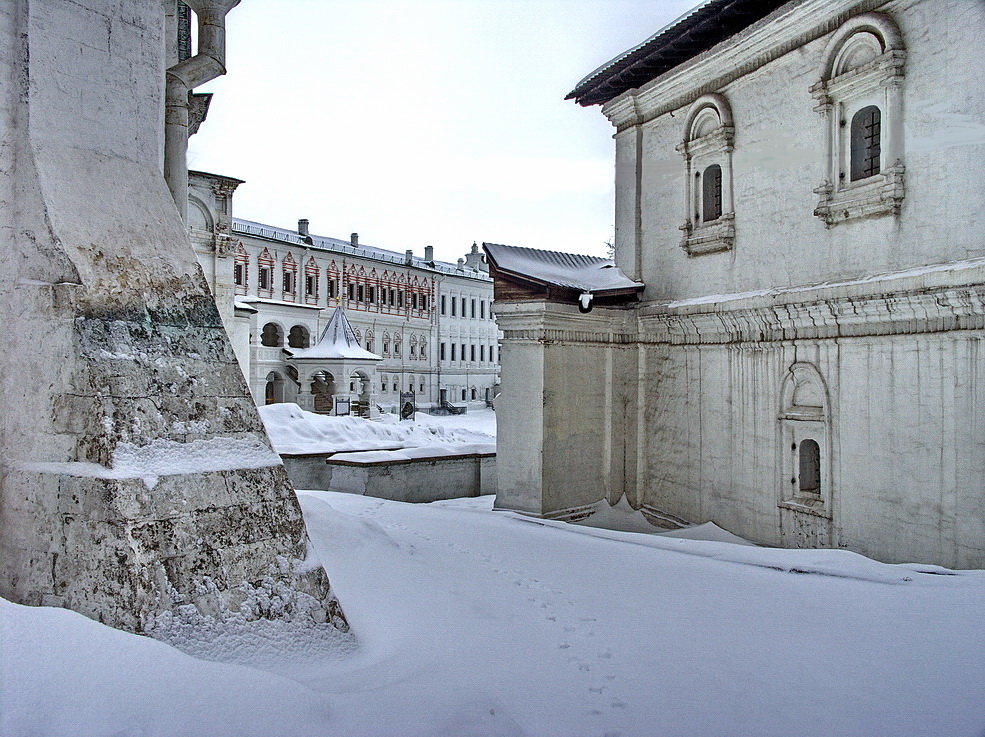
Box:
[566,0,792,107]
[494,266,643,299]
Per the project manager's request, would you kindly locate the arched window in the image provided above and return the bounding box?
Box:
[288,325,309,348]
[778,363,832,515]
[365,331,374,352]
[677,93,735,256]
[260,322,282,347]
[850,106,881,181]
[257,248,274,294]
[701,164,723,222]
[799,439,821,494]
[264,371,284,405]
[234,243,249,294]
[811,12,905,226]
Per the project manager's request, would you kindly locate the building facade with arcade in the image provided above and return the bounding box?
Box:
[188,170,500,414]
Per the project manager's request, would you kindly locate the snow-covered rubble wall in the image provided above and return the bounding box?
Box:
[0,0,346,634]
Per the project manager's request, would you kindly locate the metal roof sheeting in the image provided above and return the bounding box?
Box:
[483,242,643,295]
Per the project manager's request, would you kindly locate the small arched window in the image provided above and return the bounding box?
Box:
[798,439,821,494]
[288,325,309,348]
[850,105,881,181]
[779,363,831,516]
[701,164,723,222]
[677,93,735,255]
[264,371,284,405]
[260,322,282,347]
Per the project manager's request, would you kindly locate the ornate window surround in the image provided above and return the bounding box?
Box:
[777,362,832,518]
[676,93,735,256]
[811,12,906,227]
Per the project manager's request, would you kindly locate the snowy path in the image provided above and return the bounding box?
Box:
[3,491,983,737]
[293,492,985,737]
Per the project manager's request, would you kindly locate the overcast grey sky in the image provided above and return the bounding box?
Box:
[188,0,696,263]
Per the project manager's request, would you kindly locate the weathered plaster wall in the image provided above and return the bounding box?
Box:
[638,328,984,567]
[611,0,985,302]
[495,322,546,515]
[495,0,984,567]
[494,302,637,519]
[0,0,346,633]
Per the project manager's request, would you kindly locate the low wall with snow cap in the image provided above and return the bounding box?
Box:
[285,445,496,503]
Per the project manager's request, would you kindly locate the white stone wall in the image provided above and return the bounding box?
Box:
[495,0,985,568]
[494,302,636,517]
[637,318,985,566]
[610,0,985,300]
[0,0,347,632]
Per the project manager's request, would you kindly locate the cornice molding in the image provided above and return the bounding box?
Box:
[639,283,985,345]
[602,0,888,132]
[496,264,985,347]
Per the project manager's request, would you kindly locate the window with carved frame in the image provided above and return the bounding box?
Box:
[677,93,735,256]
[811,12,905,227]
[778,363,833,517]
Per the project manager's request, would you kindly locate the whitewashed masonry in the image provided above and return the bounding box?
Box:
[493,0,985,568]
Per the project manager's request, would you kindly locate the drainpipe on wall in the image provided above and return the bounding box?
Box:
[165,0,241,222]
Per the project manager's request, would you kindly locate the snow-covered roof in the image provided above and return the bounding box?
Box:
[284,307,382,362]
[482,242,643,296]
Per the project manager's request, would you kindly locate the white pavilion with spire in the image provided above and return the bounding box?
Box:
[283,307,382,416]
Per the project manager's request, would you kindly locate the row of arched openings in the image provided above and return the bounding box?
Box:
[260,323,311,348]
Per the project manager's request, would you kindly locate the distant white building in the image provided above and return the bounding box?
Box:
[188,170,500,414]
[490,0,985,568]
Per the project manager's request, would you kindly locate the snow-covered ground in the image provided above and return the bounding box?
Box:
[3,492,983,737]
[258,403,497,455]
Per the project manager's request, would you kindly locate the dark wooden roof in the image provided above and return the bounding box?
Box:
[566,0,790,107]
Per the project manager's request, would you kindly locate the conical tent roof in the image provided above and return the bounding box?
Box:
[284,307,382,361]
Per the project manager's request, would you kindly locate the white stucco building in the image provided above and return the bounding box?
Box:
[490,0,985,568]
[188,171,500,415]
